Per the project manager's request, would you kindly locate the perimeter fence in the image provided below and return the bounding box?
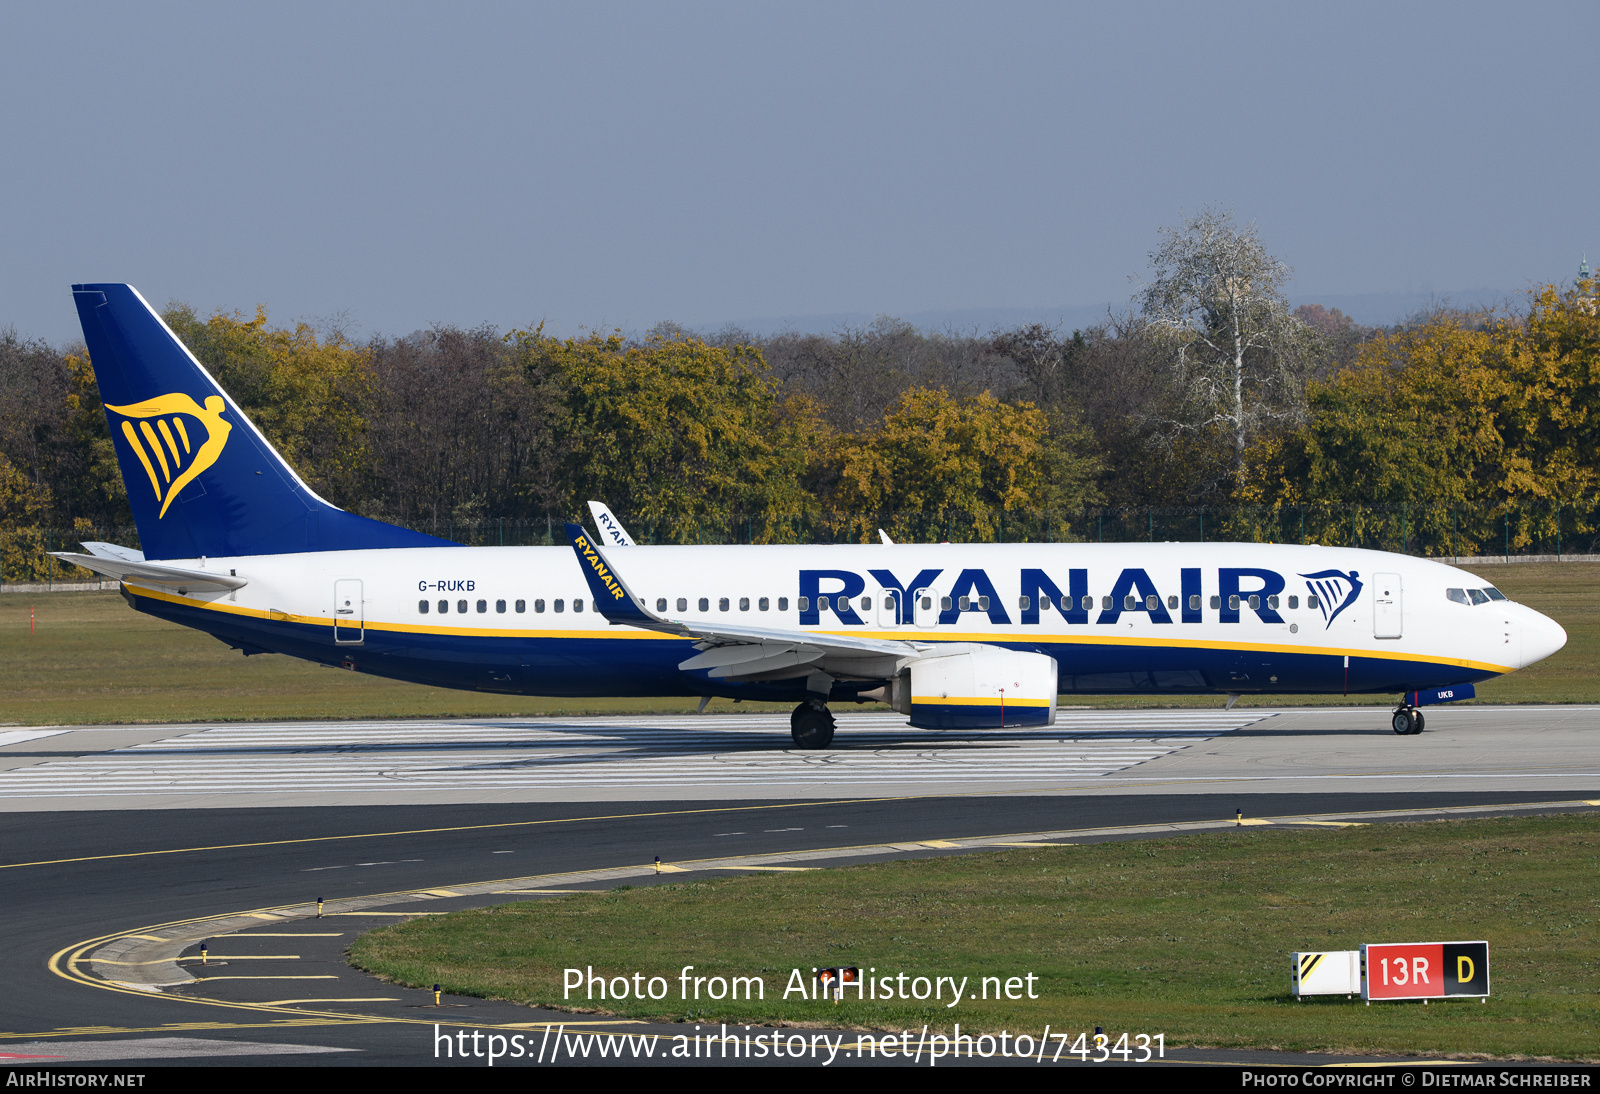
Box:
[8,502,1599,587]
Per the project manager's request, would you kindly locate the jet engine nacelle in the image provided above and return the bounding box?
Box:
[905,643,1058,730]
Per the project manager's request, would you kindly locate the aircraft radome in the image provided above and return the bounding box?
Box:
[55,284,1567,749]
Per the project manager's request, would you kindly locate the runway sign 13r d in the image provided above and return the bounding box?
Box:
[1361,941,1489,1001]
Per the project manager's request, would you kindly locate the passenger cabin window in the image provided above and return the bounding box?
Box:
[698,598,709,612]
[419,599,429,613]
[477,599,487,613]
[1248,595,1260,610]
[940,596,952,611]
[1019,595,1031,610]
[657,598,668,611]
[515,600,526,613]
[1189,595,1201,611]
[1288,595,1298,609]
[677,598,688,612]
[1307,594,1320,610]
[1229,595,1240,610]
[1081,595,1094,611]
[554,599,564,613]
[959,596,971,611]
[818,596,830,610]
[1145,595,1158,610]
[1102,596,1112,610]
[719,597,730,611]
[759,597,769,611]
[779,597,789,611]
[534,599,545,613]
[1210,595,1220,609]
[1124,595,1136,610]
[457,599,468,613]
[1167,595,1178,609]
[797,597,809,612]
[574,599,584,612]
[1267,595,1279,609]
[923,597,934,610]
[860,596,872,612]
[438,599,449,613]
[739,597,750,611]
[495,599,506,613]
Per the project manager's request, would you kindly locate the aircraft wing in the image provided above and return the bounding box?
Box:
[563,523,923,685]
[50,552,247,592]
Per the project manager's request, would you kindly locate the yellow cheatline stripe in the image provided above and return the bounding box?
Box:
[119,587,1516,676]
[120,421,162,497]
[156,418,182,465]
[911,696,1052,708]
[138,421,171,483]
[174,417,191,454]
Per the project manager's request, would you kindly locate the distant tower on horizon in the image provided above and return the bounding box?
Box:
[1581,254,1594,286]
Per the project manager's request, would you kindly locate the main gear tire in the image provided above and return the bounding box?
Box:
[791,704,835,750]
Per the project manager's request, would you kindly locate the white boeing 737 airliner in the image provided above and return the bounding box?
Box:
[55,284,1567,748]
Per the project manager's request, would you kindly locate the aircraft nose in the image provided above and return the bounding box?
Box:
[1520,608,1567,668]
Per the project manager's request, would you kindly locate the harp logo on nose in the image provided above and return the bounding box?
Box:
[105,393,233,518]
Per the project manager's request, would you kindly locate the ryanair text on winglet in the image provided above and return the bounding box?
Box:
[575,534,627,601]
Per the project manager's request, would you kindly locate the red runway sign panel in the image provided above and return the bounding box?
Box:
[1362,941,1489,1001]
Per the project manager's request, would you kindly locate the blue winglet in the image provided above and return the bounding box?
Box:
[564,522,658,626]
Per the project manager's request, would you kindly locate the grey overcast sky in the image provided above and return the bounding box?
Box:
[2,1,1595,344]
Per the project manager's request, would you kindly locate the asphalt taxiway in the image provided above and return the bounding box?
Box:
[1,705,1596,1066]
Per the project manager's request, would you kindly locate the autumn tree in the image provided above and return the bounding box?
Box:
[1139,208,1322,481]
[1244,285,1600,554]
[824,387,1099,542]
[513,329,818,543]
[364,324,564,528]
[164,305,374,510]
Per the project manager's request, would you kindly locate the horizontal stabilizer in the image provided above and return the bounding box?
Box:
[79,541,146,562]
[51,552,247,592]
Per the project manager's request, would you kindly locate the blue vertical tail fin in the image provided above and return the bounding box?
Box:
[73,283,451,559]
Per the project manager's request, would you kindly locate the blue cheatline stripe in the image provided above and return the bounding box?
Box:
[124,587,1506,702]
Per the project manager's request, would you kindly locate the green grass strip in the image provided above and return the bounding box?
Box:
[351,814,1600,1059]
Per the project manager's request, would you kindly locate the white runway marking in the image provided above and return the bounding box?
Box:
[0,728,70,748]
[0,712,1266,799]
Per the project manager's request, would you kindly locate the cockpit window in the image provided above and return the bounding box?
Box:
[1467,588,1490,606]
[1484,587,1507,601]
[1446,588,1470,605]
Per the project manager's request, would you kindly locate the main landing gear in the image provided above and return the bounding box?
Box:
[1391,707,1426,735]
[791,699,835,750]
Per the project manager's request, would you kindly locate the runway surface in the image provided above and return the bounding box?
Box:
[1,704,1597,1066]
[2,704,1598,809]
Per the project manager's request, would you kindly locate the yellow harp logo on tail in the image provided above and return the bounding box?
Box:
[104,394,233,518]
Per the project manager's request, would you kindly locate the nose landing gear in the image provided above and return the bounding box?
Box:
[791,699,835,749]
[1391,707,1425,735]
